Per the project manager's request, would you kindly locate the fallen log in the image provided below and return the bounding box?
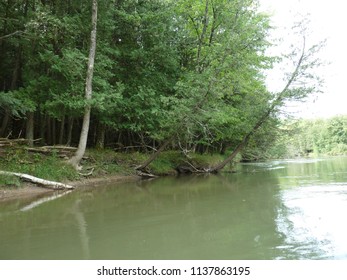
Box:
[41,145,77,151]
[24,147,52,154]
[25,146,76,152]
[0,138,29,146]
[0,171,75,190]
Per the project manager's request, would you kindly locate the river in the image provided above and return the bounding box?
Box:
[0,157,346,260]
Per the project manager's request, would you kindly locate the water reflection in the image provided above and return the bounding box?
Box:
[234,157,347,259]
[276,184,347,259]
[0,157,346,259]
[20,191,72,212]
[72,199,91,259]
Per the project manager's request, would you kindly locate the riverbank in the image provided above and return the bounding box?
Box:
[0,174,141,202]
[0,147,228,202]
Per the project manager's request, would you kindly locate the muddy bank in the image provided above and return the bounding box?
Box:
[70,174,140,188]
[0,174,140,203]
[0,183,54,202]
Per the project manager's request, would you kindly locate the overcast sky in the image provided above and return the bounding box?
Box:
[259,0,346,118]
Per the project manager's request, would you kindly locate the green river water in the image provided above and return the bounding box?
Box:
[1,157,347,260]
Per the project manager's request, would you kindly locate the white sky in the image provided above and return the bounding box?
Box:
[259,0,347,119]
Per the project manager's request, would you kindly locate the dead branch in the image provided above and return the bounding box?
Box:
[0,30,24,40]
[136,170,157,179]
[183,160,201,172]
[78,167,94,177]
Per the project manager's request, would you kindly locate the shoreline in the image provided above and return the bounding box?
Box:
[0,174,141,203]
[0,149,230,203]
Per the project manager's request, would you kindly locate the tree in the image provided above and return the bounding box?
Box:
[0,0,30,137]
[136,0,272,171]
[68,0,98,169]
[210,24,325,172]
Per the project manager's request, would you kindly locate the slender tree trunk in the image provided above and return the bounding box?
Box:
[10,47,21,90]
[25,112,34,147]
[209,39,307,173]
[95,122,106,149]
[136,135,175,171]
[209,2,218,46]
[68,0,98,169]
[211,103,276,172]
[210,129,255,172]
[46,115,52,145]
[0,108,10,137]
[39,112,46,145]
[52,117,56,145]
[66,116,74,146]
[196,0,209,72]
[59,115,65,144]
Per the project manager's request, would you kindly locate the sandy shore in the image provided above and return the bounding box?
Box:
[0,174,140,203]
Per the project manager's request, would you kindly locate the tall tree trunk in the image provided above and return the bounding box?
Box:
[68,0,98,169]
[39,112,46,145]
[136,135,175,171]
[95,122,106,149]
[59,115,65,144]
[210,39,307,173]
[46,115,52,145]
[0,108,10,137]
[25,112,34,147]
[52,117,56,145]
[66,116,74,146]
[196,0,209,72]
[209,125,259,172]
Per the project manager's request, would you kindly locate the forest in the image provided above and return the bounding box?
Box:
[268,116,347,159]
[0,0,329,182]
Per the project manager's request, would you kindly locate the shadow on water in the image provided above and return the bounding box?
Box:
[0,157,346,260]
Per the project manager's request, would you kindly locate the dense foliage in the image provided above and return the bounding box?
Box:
[0,0,325,166]
[267,116,347,158]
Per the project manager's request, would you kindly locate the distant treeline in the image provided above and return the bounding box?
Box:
[266,115,347,158]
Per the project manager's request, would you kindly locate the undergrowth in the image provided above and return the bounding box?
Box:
[0,148,79,185]
[0,147,233,188]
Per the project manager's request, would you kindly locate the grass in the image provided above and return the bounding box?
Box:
[149,151,230,175]
[189,153,225,168]
[150,151,182,175]
[85,149,146,176]
[0,148,79,186]
[79,149,230,176]
[87,149,232,176]
[0,146,234,188]
[0,174,21,188]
